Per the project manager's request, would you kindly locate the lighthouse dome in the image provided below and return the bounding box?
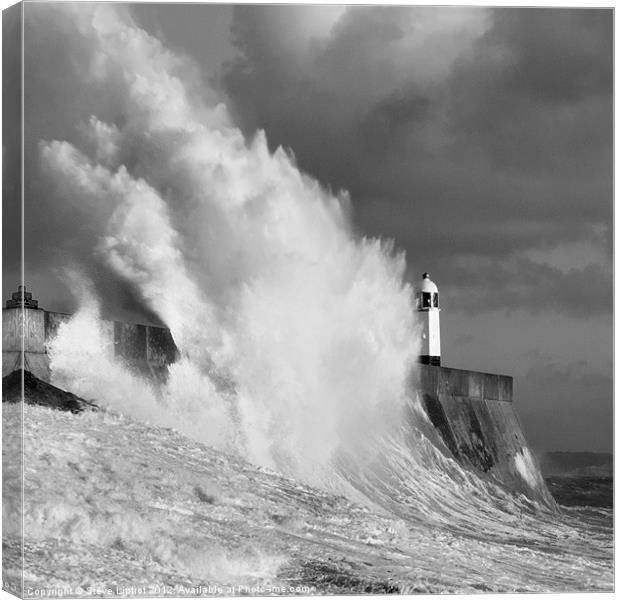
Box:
[417,272,439,310]
[420,272,438,293]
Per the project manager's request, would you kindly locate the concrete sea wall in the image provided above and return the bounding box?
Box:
[2,308,177,384]
[416,365,552,504]
[3,306,551,503]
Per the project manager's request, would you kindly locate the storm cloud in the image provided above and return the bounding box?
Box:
[222,6,612,316]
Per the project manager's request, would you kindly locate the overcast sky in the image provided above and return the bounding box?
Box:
[4,3,612,453]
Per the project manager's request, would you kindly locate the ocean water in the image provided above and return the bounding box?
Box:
[546,476,613,509]
[2,402,613,595]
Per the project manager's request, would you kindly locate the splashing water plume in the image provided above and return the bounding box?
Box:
[44,5,421,488]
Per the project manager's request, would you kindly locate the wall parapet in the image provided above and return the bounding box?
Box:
[2,307,179,383]
[419,364,512,403]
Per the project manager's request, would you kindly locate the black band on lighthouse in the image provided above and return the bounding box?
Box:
[419,355,441,366]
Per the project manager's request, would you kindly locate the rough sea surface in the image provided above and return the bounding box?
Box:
[546,476,613,509]
[3,403,613,596]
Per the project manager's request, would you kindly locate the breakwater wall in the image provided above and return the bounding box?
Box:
[2,305,552,504]
[2,307,178,384]
[416,365,551,503]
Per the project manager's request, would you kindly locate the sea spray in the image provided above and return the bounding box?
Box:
[47,281,238,453]
[44,4,421,487]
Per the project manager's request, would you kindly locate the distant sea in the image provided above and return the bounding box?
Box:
[545,476,613,508]
[539,451,613,509]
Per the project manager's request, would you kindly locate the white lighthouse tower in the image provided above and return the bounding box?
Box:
[416,272,441,366]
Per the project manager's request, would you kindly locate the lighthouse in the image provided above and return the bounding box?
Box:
[417,272,440,366]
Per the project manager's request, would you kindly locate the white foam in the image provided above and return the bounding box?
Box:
[43,5,420,487]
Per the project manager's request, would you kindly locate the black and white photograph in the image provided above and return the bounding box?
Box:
[1,1,614,596]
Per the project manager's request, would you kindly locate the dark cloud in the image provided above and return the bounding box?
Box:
[361,89,430,152]
[221,6,612,316]
[448,8,613,177]
[487,9,612,103]
[433,257,612,317]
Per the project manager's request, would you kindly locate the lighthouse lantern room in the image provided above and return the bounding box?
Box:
[417,272,441,366]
